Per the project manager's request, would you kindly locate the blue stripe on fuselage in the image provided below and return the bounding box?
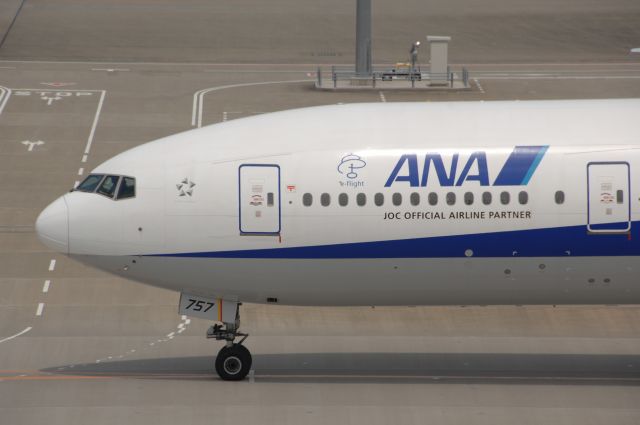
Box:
[493,146,549,186]
[148,222,637,259]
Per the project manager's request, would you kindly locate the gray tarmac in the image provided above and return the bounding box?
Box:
[1,1,640,424]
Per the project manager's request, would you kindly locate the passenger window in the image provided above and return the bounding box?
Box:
[410,192,420,206]
[555,190,565,205]
[392,193,402,206]
[356,193,366,206]
[267,192,274,207]
[446,192,456,206]
[117,177,136,200]
[428,192,438,206]
[97,175,120,199]
[338,193,348,207]
[518,191,528,205]
[302,193,313,206]
[76,174,104,193]
[616,190,624,204]
[374,193,384,206]
[464,192,474,205]
[482,191,492,205]
[500,191,510,205]
[320,193,331,207]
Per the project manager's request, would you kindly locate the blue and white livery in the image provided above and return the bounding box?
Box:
[35,99,640,380]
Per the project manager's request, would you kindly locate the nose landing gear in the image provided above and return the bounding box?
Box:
[207,305,252,381]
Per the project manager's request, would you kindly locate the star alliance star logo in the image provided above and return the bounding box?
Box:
[177,178,196,197]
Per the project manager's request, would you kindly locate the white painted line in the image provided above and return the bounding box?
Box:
[78,168,84,176]
[181,315,186,320]
[42,280,50,293]
[48,259,56,271]
[84,90,106,155]
[192,79,310,128]
[166,332,175,338]
[177,323,185,329]
[0,86,12,116]
[177,328,185,334]
[14,88,105,93]
[0,327,32,344]
[91,68,130,72]
[191,89,203,126]
[478,75,640,80]
[473,78,485,94]
[36,303,44,316]
[378,91,386,102]
[185,319,191,325]
[74,181,80,189]
[81,155,88,163]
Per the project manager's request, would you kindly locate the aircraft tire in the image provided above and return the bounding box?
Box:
[215,344,252,381]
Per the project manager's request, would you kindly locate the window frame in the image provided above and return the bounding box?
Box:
[115,176,137,201]
[96,175,121,199]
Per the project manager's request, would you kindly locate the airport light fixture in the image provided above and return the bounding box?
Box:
[410,41,421,73]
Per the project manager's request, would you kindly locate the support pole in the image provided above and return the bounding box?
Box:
[355,0,372,76]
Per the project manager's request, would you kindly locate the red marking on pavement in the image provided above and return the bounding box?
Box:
[40,82,76,87]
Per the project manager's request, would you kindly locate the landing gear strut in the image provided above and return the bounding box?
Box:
[207,305,252,381]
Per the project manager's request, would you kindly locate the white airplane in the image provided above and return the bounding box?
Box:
[36,99,639,380]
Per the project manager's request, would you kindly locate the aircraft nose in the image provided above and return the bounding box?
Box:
[36,195,69,254]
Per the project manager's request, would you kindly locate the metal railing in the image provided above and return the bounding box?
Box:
[317,65,470,89]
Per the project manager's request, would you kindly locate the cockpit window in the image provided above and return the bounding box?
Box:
[76,174,104,193]
[117,177,136,200]
[97,175,121,198]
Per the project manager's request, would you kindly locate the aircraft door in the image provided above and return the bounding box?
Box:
[238,164,281,235]
[587,162,630,233]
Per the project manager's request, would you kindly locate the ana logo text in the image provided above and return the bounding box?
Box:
[385,146,548,187]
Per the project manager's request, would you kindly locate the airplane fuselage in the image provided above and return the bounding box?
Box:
[37,100,640,306]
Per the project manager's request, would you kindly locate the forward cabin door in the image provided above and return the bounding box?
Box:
[587,162,630,233]
[238,164,281,235]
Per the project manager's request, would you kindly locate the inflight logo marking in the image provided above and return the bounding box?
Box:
[338,153,367,179]
[385,146,548,187]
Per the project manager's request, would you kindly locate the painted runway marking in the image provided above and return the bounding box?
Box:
[192,79,311,127]
[84,90,106,156]
[0,327,32,344]
[42,280,50,293]
[42,95,61,106]
[78,168,84,176]
[48,259,56,271]
[41,82,76,87]
[93,316,191,364]
[91,68,130,73]
[0,86,12,116]
[35,303,44,317]
[81,155,88,163]
[21,140,45,152]
[379,91,387,102]
[473,78,485,94]
[476,75,640,80]
[74,181,80,189]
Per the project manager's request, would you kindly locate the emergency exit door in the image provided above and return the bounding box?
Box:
[587,162,630,233]
[239,164,281,235]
